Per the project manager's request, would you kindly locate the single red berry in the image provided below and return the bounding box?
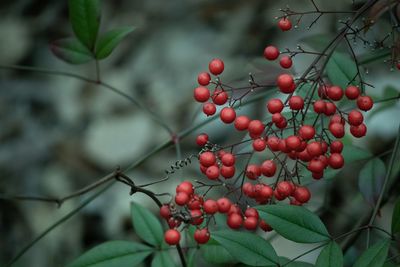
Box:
[234,115,251,131]
[260,160,276,177]
[307,159,325,173]
[175,192,190,206]
[267,98,284,114]
[168,217,181,229]
[330,114,345,125]
[221,153,235,166]
[279,138,290,153]
[243,182,256,197]
[246,164,261,180]
[196,133,209,146]
[324,102,337,116]
[228,204,241,215]
[217,198,232,213]
[298,149,312,162]
[286,135,301,151]
[197,72,211,86]
[194,87,210,102]
[328,153,344,169]
[209,58,224,75]
[227,213,243,229]
[203,199,218,214]
[274,189,286,201]
[312,171,324,180]
[327,86,343,101]
[190,209,204,225]
[188,195,203,210]
[277,181,294,198]
[280,56,293,68]
[212,89,228,105]
[289,96,304,110]
[199,151,216,167]
[293,186,311,203]
[313,100,326,113]
[220,107,236,123]
[244,216,259,230]
[278,18,292,31]
[277,74,295,93]
[271,113,284,124]
[318,85,329,99]
[176,181,194,195]
[257,184,273,200]
[244,207,259,219]
[206,165,219,180]
[276,117,288,129]
[164,229,181,245]
[220,165,235,178]
[194,228,210,244]
[330,140,343,153]
[203,102,216,116]
[345,85,360,100]
[329,122,345,138]
[357,96,373,111]
[259,220,273,232]
[248,120,265,135]
[160,204,171,219]
[264,45,279,60]
[307,141,323,157]
[348,110,364,126]
[267,136,280,151]
[252,138,266,151]
[299,125,315,140]
[350,123,367,138]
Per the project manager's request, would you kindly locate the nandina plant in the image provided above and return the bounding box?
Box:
[1,0,400,267]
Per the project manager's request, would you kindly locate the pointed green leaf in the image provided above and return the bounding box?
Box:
[50,38,93,64]
[326,52,358,89]
[257,205,330,243]
[280,257,315,267]
[353,239,390,267]
[69,0,101,50]
[358,49,391,65]
[212,230,279,266]
[358,158,386,205]
[392,197,400,234]
[66,240,152,267]
[200,242,235,264]
[151,251,177,267]
[131,202,164,246]
[95,26,135,59]
[187,249,198,267]
[342,145,373,163]
[315,241,343,267]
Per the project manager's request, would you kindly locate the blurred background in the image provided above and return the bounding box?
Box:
[0,0,399,266]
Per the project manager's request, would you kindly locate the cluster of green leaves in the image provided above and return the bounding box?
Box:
[51,0,134,64]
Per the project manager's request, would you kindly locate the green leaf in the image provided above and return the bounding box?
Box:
[315,241,343,267]
[358,49,391,65]
[187,249,198,267]
[392,197,400,234]
[200,242,235,264]
[353,239,390,267]
[66,240,152,267]
[50,38,93,64]
[212,230,279,266]
[257,205,330,243]
[69,0,101,50]
[131,202,164,246]
[151,251,176,267]
[301,33,336,51]
[326,52,358,89]
[358,158,386,205]
[95,26,135,59]
[370,86,399,118]
[342,145,373,163]
[280,257,315,267]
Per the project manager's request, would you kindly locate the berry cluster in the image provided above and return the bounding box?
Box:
[162,17,375,247]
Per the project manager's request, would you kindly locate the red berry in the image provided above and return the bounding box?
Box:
[280,56,293,68]
[257,185,273,200]
[329,122,345,138]
[312,171,324,180]
[357,96,373,111]
[246,164,261,180]
[234,115,251,131]
[278,18,292,31]
[267,98,284,114]
[313,100,326,113]
[264,45,279,60]
[243,182,255,197]
[348,110,364,126]
[190,209,204,225]
[307,159,325,173]
[220,107,236,123]
[293,186,311,203]
[175,192,190,206]
[212,89,228,105]
[260,160,276,177]
[259,220,273,232]
[330,114,345,125]
[272,113,284,124]
[318,85,329,99]
[277,181,294,198]
[299,125,315,140]
[244,216,259,230]
[248,120,265,135]
[199,151,216,167]
[279,138,290,153]
[194,228,210,244]
[164,229,181,245]
[350,123,367,138]
[298,149,312,162]
[289,96,304,110]
[160,204,171,219]
[217,197,232,213]
[203,102,216,116]
[203,199,218,214]
[196,133,208,146]
[276,117,288,129]
[286,135,301,151]
[228,204,241,215]
[244,207,259,219]
[267,136,280,151]
[188,195,203,210]
[330,140,343,153]
[194,87,210,102]
[197,72,211,86]
[307,142,323,157]
[209,58,224,75]
[277,74,295,93]
[220,165,235,178]
[328,153,344,169]
[324,102,337,116]
[253,138,267,151]
[227,213,243,229]
[274,189,286,201]
[176,181,194,195]
[168,217,181,229]
[327,86,343,101]
[345,85,360,100]
[206,165,219,180]
[221,153,235,166]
